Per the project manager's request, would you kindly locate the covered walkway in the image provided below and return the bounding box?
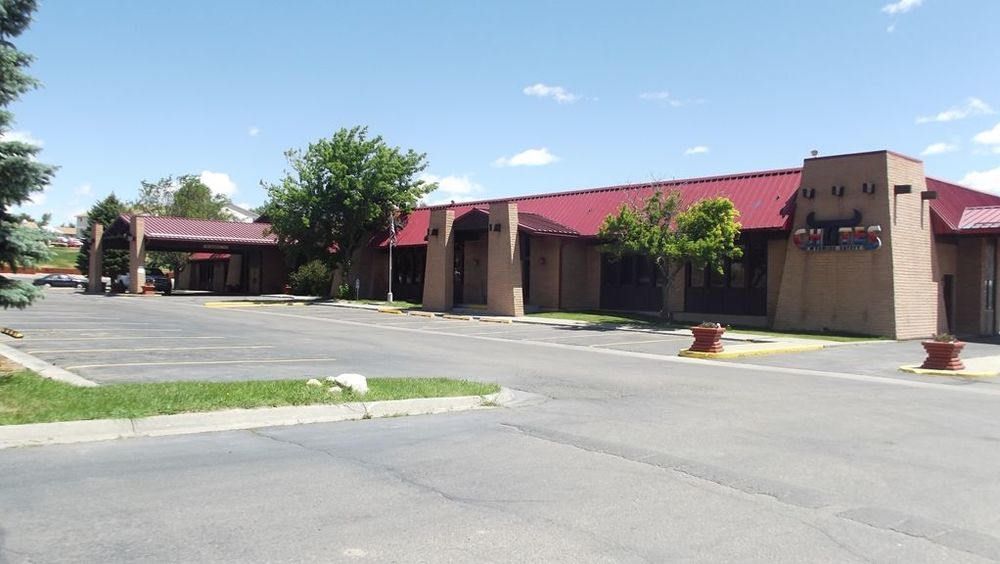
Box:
[89,215,288,295]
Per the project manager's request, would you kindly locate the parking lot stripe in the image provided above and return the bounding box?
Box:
[27,345,274,354]
[589,338,685,348]
[65,358,338,370]
[528,332,623,341]
[7,321,153,325]
[21,336,228,342]
[22,328,184,333]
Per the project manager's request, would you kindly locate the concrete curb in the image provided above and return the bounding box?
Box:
[899,365,999,378]
[678,344,825,359]
[0,342,98,387]
[203,301,310,308]
[0,388,537,449]
[2,327,24,339]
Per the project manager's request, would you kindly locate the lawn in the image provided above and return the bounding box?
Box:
[0,371,500,425]
[528,310,880,342]
[42,247,80,269]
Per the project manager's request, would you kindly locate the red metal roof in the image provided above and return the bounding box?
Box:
[958,207,1000,230]
[119,215,278,246]
[928,178,1000,234]
[385,168,803,247]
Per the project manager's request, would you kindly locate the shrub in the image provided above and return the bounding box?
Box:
[931,332,957,343]
[289,260,332,296]
[336,283,353,300]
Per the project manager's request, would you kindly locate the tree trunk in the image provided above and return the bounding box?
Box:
[658,262,683,321]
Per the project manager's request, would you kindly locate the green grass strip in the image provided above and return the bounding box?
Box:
[0,371,499,426]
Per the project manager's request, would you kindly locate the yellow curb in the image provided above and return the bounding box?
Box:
[203,301,306,308]
[2,327,24,339]
[678,344,824,359]
[378,307,403,315]
[442,314,473,321]
[899,365,998,378]
[408,311,439,318]
[479,317,513,324]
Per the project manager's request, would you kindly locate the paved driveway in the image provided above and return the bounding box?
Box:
[2,291,1000,562]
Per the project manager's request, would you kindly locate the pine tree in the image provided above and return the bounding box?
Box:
[0,0,56,309]
[76,194,130,278]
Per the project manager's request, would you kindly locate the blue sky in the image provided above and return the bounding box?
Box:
[8,0,1000,224]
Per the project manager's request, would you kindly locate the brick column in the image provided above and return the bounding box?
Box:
[87,223,104,294]
[487,202,524,317]
[422,209,454,311]
[128,216,146,294]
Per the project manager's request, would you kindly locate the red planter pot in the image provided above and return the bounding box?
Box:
[141,284,157,295]
[920,340,965,371]
[690,326,725,353]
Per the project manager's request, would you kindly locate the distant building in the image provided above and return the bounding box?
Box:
[223,203,258,223]
[74,213,89,237]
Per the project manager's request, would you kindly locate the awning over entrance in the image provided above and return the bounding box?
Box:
[102,214,278,252]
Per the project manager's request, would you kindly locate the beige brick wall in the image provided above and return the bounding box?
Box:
[529,236,561,309]
[422,209,455,311]
[766,237,787,324]
[559,241,587,310]
[463,239,488,304]
[773,152,898,337]
[666,261,684,314]
[486,202,524,316]
[887,153,939,339]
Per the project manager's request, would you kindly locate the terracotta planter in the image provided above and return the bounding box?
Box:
[690,326,725,353]
[283,283,293,294]
[141,283,157,295]
[920,340,965,371]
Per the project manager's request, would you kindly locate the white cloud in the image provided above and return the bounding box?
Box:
[73,182,92,196]
[522,83,580,104]
[916,98,994,124]
[920,142,958,156]
[420,173,485,205]
[882,0,921,15]
[199,170,237,196]
[248,126,260,137]
[960,166,1000,193]
[683,146,709,155]
[493,147,560,167]
[1,130,44,146]
[639,91,684,107]
[973,122,1000,145]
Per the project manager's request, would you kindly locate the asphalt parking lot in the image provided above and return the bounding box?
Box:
[5,289,1000,561]
[0,290,701,384]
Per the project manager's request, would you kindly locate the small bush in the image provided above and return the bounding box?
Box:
[931,332,957,343]
[336,283,353,299]
[289,260,332,296]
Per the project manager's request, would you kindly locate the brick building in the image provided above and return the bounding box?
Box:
[353,150,1000,339]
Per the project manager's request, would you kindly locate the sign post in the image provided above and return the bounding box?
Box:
[387,211,396,303]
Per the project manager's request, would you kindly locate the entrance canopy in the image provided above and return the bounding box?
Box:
[103,215,278,252]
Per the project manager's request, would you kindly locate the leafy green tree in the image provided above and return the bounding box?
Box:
[133,175,230,219]
[262,126,436,282]
[76,194,129,278]
[598,191,743,320]
[0,0,56,309]
[132,175,231,273]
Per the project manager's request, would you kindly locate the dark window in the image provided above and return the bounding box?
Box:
[636,256,651,286]
[689,264,705,288]
[729,261,745,288]
[709,266,725,288]
[620,255,635,285]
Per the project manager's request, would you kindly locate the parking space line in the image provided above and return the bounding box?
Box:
[7,321,152,325]
[463,327,564,337]
[21,336,228,342]
[27,345,274,354]
[65,358,338,370]
[528,332,624,341]
[22,328,185,333]
[589,338,686,348]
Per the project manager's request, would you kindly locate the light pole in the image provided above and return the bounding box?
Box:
[387,210,396,303]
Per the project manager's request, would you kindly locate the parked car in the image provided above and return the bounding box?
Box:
[33,273,87,288]
[112,268,172,294]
